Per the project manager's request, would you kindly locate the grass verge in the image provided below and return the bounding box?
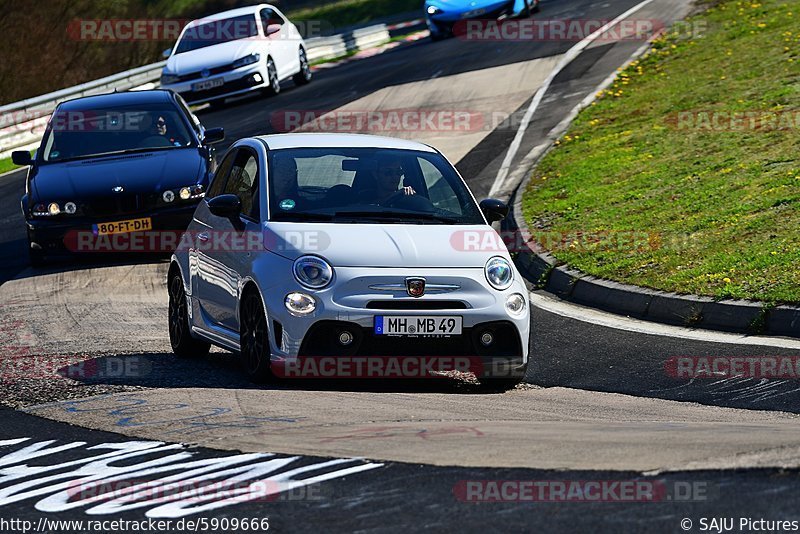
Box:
[521,0,800,303]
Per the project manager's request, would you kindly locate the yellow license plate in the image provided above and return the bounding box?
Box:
[93,217,152,235]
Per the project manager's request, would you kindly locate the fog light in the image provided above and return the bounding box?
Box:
[480,332,494,346]
[338,331,354,346]
[163,190,175,203]
[505,293,526,316]
[284,292,316,316]
[253,73,263,83]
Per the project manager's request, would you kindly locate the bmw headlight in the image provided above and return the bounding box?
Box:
[160,72,180,85]
[232,53,261,69]
[426,5,443,16]
[485,256,513,290]
[293,255,333,290]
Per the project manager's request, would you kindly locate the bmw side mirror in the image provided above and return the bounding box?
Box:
[11,151,32,166]
[207,194,242,219]
[204,127,225,145]
[479,198,509,223]
[162,48,172,59]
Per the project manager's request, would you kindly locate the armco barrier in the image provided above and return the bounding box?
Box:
[0,18,425,159]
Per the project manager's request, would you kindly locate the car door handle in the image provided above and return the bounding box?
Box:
[197,232,209,243]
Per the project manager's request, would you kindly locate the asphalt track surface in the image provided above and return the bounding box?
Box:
[3,0,800,531]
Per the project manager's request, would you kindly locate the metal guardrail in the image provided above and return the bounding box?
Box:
[0,18,425,159]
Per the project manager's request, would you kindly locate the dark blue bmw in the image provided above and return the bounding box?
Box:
[12,90,224,265]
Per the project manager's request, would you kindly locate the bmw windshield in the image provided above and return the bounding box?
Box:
[266,148,485,224]
[40,103,195,163]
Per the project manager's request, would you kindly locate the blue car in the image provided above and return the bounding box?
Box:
[425,0,540,40]
[12,90,225,265]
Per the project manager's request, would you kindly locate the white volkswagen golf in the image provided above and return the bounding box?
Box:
[160,4,311,106]
[168,134,530,390]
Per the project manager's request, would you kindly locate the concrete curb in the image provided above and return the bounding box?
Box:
[503,49,800,340]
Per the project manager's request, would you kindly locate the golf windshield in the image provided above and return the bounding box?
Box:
[267,148,485,224]
[175,15,259,54]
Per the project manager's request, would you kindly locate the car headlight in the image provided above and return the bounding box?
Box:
[160,72,180,85]
[427,5,443,16]
[293,255,333,290]
[485,256,513,290]
[232,53,261,69]
[505,293,526,317]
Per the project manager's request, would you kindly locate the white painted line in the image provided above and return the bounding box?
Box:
[489,0,657,197]
[529,291,800,350]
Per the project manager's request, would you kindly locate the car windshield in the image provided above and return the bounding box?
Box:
[267,148,485,224]
[40,102,194,162]
[174,15,259,54]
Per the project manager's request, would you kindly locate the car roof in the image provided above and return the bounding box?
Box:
[186,4,275,25]
[58,90,175,111]
[254,133,437,153]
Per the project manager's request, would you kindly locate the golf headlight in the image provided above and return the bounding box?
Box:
[285,292,316,316]
[232,53,261,69]
[293,256,333,289]
[64,202,77,215]
[160,72,180,85]
[162,190,175,203]
[177,185,204,201]
[427,5,442,15]
[485,256,513,290]
[505,293,526,316]
[48,203,61,216]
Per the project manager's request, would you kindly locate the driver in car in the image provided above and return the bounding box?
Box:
[370,154,415,203]
[137,112,181,147]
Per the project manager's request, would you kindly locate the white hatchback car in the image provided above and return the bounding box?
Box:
[160,4,311,105]
[168,134,530,390]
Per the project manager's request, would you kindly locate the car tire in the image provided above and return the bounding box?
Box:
[292,48,312,86]
[240,290,274,383]
[168,271,210,359]
[262,58,281,96]
[478,359,529,392]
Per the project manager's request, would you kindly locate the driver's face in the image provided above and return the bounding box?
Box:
[377,159,403,191]
[155,116,167,135]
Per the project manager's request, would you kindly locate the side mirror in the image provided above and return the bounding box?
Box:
[265,23,282,36]
[203,127,225,145]
[162,48,172,59]
[479,198,509,223]
[207,194,242,219]
[12,151,32,166]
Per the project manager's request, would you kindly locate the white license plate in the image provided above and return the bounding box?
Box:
[374,316,462,336]
[192,78,224,91]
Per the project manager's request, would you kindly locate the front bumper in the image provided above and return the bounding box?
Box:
[162,63,268,105]
[254,264,531,369]
[26,202,199,257]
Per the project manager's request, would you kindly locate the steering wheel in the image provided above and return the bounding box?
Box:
[380,189,408,207]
